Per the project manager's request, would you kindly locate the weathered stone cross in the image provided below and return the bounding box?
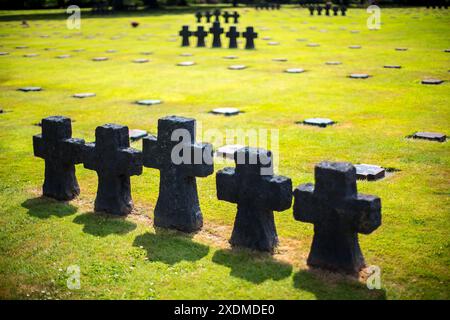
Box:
[179,25,192,47]
[83,124,142,216]
[213,9,221,22]
[317,5,323,15]
[232,11,240,24]
[223,11,232,24]
[226,26,240,49]
[33,116,84,201]
[216,147,292,252]
[195,12,203,23]
[293,161,382,274]
[142,116,214,232]
[210,21,224,48]
[205,11,212,23]
[193,26,208,47]
[242,26,257,49]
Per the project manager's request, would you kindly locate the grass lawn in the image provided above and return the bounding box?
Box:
[0,6,449,300]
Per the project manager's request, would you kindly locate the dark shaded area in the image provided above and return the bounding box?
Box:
[22,196,77,219]
[73,211,137,236]
[293,269,387,300]
[133,229,210,264]
[212,248,292,284]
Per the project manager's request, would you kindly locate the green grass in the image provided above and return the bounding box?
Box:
[0,6,449,300]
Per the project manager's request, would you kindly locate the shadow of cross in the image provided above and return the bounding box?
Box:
[293,161,382,275]
[33,116,84,201]
[179,25,192,47]
[216,147,292,253]
[243,27,258,50]
[83,124,142,216]
[142,116,214,233]
[226,26,240,49]
[193,26,208,48]
[232,11,240,24]
[209,21,224,48]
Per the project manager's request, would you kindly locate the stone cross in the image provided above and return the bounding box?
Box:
[210,21,224,48]
[205,11,212,23]
[223,11,232,24]
[216,147,292,252]
[308,5,315,15]
[193,26,208,47]
[33,116,84,201]
[293,161,382,274]
[325,3,331,16]
[226,26,240,49]
[195,12,202,23]
[341,5,347,16]
[142,116,214,232]
[232,11,240,24]
[317,5,323,15]
[179,25,192,47]
[243,26,257,49]
[83,124,142,216]
[333,6,339,15]
[213,9,221,22]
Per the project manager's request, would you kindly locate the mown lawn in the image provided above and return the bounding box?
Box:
[0,6,449,299]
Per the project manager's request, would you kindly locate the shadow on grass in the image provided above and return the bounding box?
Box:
[293,269,387,300]
[212,248,292,284]
[133,228,209,265]
[73,212,137,237]
[22,196,77,219]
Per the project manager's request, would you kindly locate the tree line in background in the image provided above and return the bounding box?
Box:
[0,0,442,10]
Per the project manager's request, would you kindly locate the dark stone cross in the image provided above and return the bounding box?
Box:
[179,25,192,47]
[226,26,240,49]
[216,147,292,252]
[232,11,240,24]
[213,9,221,22]
[142,116,214,232]
[205,11,212,23]
[195,12,203,23]
[325,3,331,16]
[209,22,224,48]
[293,161,382,274]
[341,5,347,16]
[33,116,84,201]
[317,5,323,15]
[193,26,208,47]
[83,124,143,216]
[243,26,258,49]
[223,11,232,24]
[333,6,339,15]
[308,5,315,15]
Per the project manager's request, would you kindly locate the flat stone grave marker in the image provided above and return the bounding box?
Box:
[73,49,85,52]
[211,107,240,116]
[56,54,71,59]
[384,64,401,69]
[0,52,9,55]
[395,47,408,51]
[135,99,162,106]
[268,41,279,46]
[133,58,149,63]
[16,46,28,49]
[92,57,108,61]
[349,73,370,79]
[326,61,342,65]
[106,49,117,53]
[421,78,443,85]
[23,53,39,57]
[228,65,247,70]
[215,144,245,160]
[177,61,195,66]
[297,38,307,42]
[301,118,335,128]
[73,93,95,98]
[349,45,361,49]
[141,51,153,55]
[307,43,320,47]
[355,164,386,181]
[262,36,272,40]
[444,49,450,53]
[350,30,360,34]
[411,132,446,142]
[223,55,238,59]
[129,129,148,141]
[272,58,287,62]
[285,68,305,74]
[18,86,42,92]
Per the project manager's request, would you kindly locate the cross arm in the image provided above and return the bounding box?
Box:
[184,142,214,177]
[33,134,45,159]
[350,194,382,234]
[82,142,97,171]
[142,135,160,169]
[261,175,292,211]
[61,138,85,164]
[216,167,238,204]
[293,183,317,224]
[118,147,143,176]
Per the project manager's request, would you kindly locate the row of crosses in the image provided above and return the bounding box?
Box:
[309,4,347,16]
[254,3,281,10]
[34,116,382,274]
[195,10,240,24]
[179,23,258,49]
[426,0,449,8]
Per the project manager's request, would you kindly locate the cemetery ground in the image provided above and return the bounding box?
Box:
[0,6,449,300]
